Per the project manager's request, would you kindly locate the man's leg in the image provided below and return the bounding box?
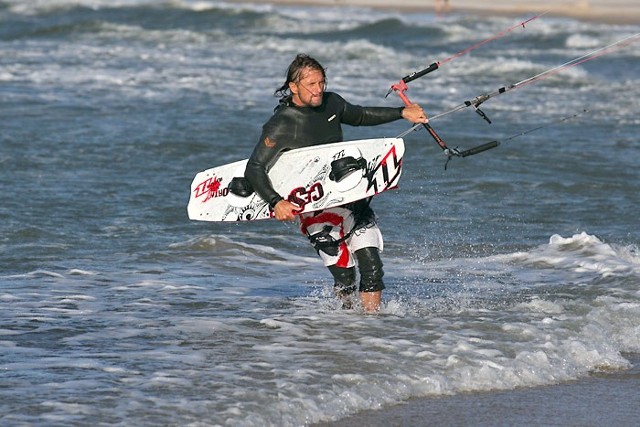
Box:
[327,264,356,309]
[355,247,385,312]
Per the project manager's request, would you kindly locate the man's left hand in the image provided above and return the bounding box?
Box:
[402,103,428,124]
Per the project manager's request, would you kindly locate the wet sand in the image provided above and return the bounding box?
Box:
[314,353,640,427]
[232,0,640,25]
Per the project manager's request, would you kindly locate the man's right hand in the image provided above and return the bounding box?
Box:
[273,199,299,221]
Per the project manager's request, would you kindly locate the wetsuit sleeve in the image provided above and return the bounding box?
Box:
[337,95,404,126]
[244,126,286,208]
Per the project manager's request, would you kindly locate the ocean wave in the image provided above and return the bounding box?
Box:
[0,1,268,40]
[1,0,445,45]
[507,232,640,278]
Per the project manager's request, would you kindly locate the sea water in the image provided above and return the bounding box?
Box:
[1,1,639,425]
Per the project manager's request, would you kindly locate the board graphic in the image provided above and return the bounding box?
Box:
[187,137,404,222]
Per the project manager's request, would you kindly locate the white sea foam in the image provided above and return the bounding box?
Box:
[508,232,640,278]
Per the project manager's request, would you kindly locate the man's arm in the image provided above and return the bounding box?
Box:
[245,141,300,221]
[244,116,302,221]
[339,94,427,126]
[244,134,284,209]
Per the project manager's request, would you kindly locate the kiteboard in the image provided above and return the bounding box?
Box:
[187,137,404,222]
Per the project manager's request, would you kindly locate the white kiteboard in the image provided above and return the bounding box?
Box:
[187,137,404,222]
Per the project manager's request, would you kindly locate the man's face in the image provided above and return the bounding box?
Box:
[289,67,325,108]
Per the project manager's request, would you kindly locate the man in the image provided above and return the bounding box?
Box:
[244,53,427,312]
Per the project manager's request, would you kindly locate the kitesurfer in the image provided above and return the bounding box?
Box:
[244,53,427,312]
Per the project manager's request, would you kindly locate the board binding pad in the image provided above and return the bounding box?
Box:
[188,137,404,222]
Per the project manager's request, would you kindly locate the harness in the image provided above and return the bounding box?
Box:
[306,198,374,256]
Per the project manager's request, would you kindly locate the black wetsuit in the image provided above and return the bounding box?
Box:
[245,92,404,207]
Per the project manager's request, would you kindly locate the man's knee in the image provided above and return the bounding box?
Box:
[356,247,385,292]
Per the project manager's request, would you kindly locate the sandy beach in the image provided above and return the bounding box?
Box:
[233,0,640,25]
